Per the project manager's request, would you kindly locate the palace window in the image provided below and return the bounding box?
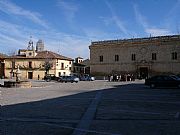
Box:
[99,55,103,62]
[29,61,32,68]
[152,53,157,60]
[172,52,177,60]
[115,55,119,62]
[131,54,136,61]
[61,63,64,70]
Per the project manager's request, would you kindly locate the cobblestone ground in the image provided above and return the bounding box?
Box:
[0,80,180,135]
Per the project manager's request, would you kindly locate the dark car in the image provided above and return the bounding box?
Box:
[169,75,180,81]
[57,76,79,83]
[145,75,180,88]
[177,74,180,78]
[44,74,57,82]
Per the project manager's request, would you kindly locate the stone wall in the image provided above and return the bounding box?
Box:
[89,35,180,77]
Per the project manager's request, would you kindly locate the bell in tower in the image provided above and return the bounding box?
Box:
[27,36,33,50]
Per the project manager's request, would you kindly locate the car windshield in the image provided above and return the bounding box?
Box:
[170,75,180,80]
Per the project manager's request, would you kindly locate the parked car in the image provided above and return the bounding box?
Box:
[145,75,180,88]
[176,74,180,78]
[44,74,57,82]
[169,75,180,80]
[80,75,95,81]
[57,76,79,83]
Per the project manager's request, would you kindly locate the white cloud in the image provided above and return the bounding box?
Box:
[83,28,108,40]
[83,28,119,41]
[0,33,24,47]
[0,0,88,58]
[43,32,90,58]
[0,20,29,48]
[133,4,148,29]
[0,0,48,28]
[104,0,129,35]
[145,28,171,36]
[0,20,90,58]
[99,16,113,26]
[57,0,78,23]
[133,4,172,36]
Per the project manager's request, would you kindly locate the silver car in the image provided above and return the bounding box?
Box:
[57,76,79,83]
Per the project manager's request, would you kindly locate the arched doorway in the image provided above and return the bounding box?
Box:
[136,60,151,79]
[139,67,148,79]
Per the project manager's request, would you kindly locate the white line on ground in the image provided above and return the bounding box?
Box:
[72,91,104,135]
[1,117,121,135]
[43,122,121,135]
[104,99,180,104]
[0,117,78,123]
[97,108,175,116]
[102,94,179,97]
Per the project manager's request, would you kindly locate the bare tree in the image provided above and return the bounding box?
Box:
[8,50,17,78]
[43,58,53,75]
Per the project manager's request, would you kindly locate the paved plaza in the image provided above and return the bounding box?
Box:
[0,80,180,135]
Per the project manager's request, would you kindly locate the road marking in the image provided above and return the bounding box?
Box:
[71,91,102,135]
[97,108,175,115]
[102,94,179,97]
[0,117,78,123]
[43,122,121,135]
[102,99,180,104]
[1,117,120,135]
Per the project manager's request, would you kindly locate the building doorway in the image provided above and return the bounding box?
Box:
[28,72,33,79]
[139,67,148,79]
[0,62,5,78]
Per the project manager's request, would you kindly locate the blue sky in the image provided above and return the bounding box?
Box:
[0,0,179,59]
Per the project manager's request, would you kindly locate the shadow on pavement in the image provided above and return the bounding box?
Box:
[1,83,180,135]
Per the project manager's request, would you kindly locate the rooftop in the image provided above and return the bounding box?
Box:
[6,51,73,61]
[91,35,180,45]
[35,51,73,60]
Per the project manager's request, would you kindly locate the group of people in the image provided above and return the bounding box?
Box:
[108,74,135,82]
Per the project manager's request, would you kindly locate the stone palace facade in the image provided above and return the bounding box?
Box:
[89,35,180,79]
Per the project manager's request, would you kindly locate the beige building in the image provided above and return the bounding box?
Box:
[73,57,90,75]
[4,40,73,80]
[89,35,180,78]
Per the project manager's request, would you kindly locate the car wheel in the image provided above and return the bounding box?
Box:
[150,84,155,88]
[46,79,50,82]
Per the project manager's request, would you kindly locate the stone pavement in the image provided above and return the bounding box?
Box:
[0,80,180,135]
